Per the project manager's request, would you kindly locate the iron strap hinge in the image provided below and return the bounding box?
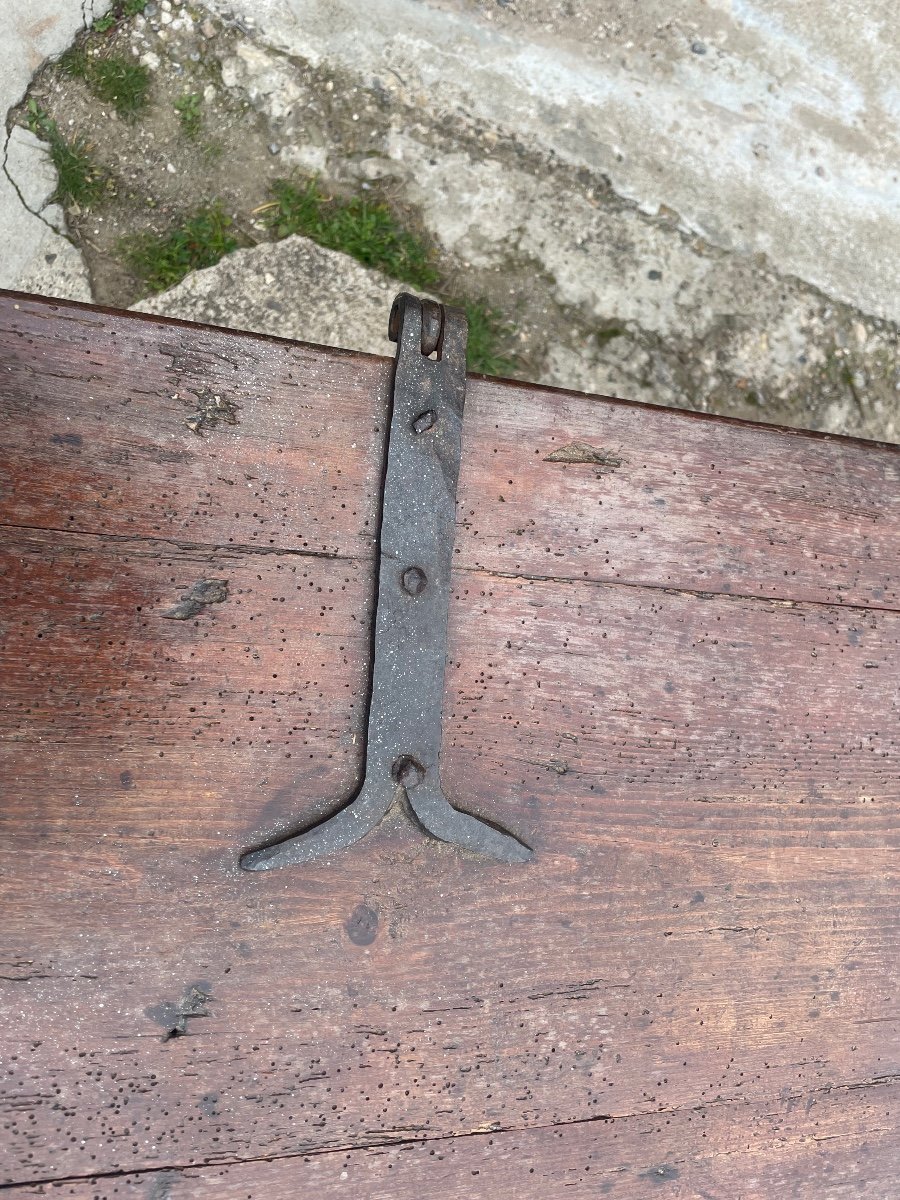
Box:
[241,293,531,870]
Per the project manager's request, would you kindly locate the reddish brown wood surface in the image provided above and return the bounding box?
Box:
[1,291,898,1198]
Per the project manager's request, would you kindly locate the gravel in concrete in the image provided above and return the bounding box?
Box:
[204,0,900,323]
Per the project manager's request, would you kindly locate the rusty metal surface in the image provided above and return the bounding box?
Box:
[241,293,532,869]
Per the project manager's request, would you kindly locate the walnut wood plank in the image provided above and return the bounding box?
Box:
[0,293,389,558]
[2,541,896,1182]
[1,291,897,1194]
[1,292,897,609]
[6,1082,896,1199]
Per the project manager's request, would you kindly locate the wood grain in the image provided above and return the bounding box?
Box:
[1,291,897,1197]
[5,1084,897,1199]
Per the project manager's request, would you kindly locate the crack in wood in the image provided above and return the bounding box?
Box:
[3,1073,897,1192]
[2,521,897,616]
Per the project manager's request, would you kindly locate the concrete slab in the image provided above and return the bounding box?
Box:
[206,0,900,323]
[3,126,92,301]
[0,0,108,300]
[132,235,403,358]
[200,34,897,440]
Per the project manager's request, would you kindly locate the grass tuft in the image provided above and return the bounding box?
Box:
[92,0,148,33]
[263,178,521,374]
[122,205,239,293]
[459,299,519,376]
[263,178,440,291]
[61,46,150,118]
[174,92,203,139]
[25,100,108,208]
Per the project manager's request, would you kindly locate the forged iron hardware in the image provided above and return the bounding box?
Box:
[241,293,532,870]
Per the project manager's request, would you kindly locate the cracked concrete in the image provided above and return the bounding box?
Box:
[1,0,898,441]
[0,0,108,300]
[3,124,93,299]
[215,0,900,323]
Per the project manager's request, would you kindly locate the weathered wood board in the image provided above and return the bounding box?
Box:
[1,291,897,1197]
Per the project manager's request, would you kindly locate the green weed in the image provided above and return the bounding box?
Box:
[25,100,108,208]
[458,299,519,376]
[122,205,239,293]
[92,0,147,31]
[174,92,203,138]
[61,46,150,118]
[263,178,519,375]
[263,178,440,290]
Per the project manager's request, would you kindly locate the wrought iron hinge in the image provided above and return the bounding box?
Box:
[241,294,532,870]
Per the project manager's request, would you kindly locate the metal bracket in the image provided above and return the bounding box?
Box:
[241,294,531,870]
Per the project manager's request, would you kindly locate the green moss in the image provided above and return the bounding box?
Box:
[594,325,625,347]
[25,100,108,208]
[122,205,239,293]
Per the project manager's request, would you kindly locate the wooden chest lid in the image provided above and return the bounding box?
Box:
[1,291,898,1197]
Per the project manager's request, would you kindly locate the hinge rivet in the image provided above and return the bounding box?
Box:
[401,566,428,595]
[392,756,425,788]
[412,409,436,434]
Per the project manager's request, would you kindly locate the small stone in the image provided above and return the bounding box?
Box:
[220,57,240,88]
[355,156,405,181]
[160,10,172,24]
[200,17,216,37]
[166,162,176,173]
[139,50,160,70]
[268,142,280,155]
[278,143,327,173]
[691,40,707,54]
[160,0,172,9]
